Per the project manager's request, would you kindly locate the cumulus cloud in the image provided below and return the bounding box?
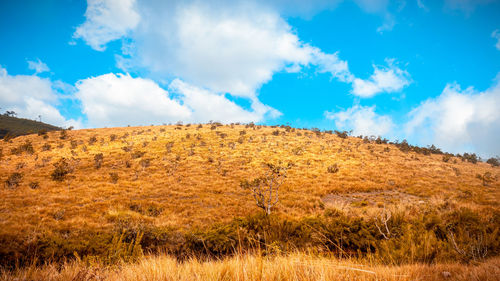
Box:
[492,30,500,50]
[125,1,353,98]
[0,66,80,128]
[27,59,50,74]
[72,0,412,128]
[74,73,279,127]
[405,78,500,157]
[76,0,401,100]
[325,104,395,137]
[75,73,190,127]
[73,0,140,51]
[169,79,281,123]
[351,59,411,98]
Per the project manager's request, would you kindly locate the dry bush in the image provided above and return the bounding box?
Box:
[5,172,23,189]
[487,157,500,167]
[109,173,119,184]
[94,153,104,169]
[59,130,68,140]
[51,158,71,181]
[11,141,34,155]
[165,142,174,153]
[29,181,40,189]
[89,136,98,145]
[327,164,339,174]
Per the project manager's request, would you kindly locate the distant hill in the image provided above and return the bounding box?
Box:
[0,115,61,139]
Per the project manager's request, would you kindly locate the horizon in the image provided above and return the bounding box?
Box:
[1,0,499,157]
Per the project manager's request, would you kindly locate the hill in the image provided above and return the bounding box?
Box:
[0,115,61,139]
[0,123,499,270]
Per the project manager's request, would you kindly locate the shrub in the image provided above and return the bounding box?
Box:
[59,130,68,140]
[129,203,163,217]
[29,181,40,189]
[486,157,500,167]
[398,140,411,153]
[327,164,339,174]
[131,151,146,159]
[94,153,104,169]
[11,141,34,155]
[166,142,174,153]
[462,153,478,164]
[51,158,71,181]
[5,172,23,189]
[88,136,98,145]
[109,172,119,184]
[41,144,51,151]
[334,130,348,139]
[476,172,495,186]
[140,158,151,169]
[442,154,452,163]
[70,140,78,149]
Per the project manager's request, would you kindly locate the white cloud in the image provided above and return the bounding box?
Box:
[126,1,348,99]
[405,78,500,157]
[75,73,190,127]
[492,29,500,51]
[351,59,411,98]
[325,104,395,137]
[0,66,80,128]
[75,0,410,102]
[27,59,50,74]
[311,50,354,83]
[73,0,140,51]
[74,73,278,127]
[169,79,281,123]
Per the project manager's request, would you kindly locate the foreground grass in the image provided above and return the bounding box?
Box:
[2,253,499,281]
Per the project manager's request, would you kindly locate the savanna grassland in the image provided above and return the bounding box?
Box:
[0,123,499,280]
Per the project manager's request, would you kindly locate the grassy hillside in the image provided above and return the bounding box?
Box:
[0,115,61,139]
[0,123,499,269]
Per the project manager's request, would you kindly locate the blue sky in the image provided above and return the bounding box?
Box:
[1,0,499,156]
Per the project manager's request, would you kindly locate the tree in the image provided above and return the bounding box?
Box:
[4,111,17,117]
[241,162,291,215]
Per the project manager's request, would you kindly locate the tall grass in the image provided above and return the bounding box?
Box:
[2,253,499,281]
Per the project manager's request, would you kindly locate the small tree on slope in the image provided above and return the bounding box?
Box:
[241,162,291,215]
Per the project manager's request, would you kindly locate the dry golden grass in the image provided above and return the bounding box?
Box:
[1,124,498,230]
[0,124,499,267]
[2,253,499,281]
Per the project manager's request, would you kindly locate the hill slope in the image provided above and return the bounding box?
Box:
[0,115,61,139]
[0,123,499,266]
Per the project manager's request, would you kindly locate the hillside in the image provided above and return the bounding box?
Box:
[0,115,61,139]
[0,123,499,269]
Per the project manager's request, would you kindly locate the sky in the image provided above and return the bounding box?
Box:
[0,0,499,157]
